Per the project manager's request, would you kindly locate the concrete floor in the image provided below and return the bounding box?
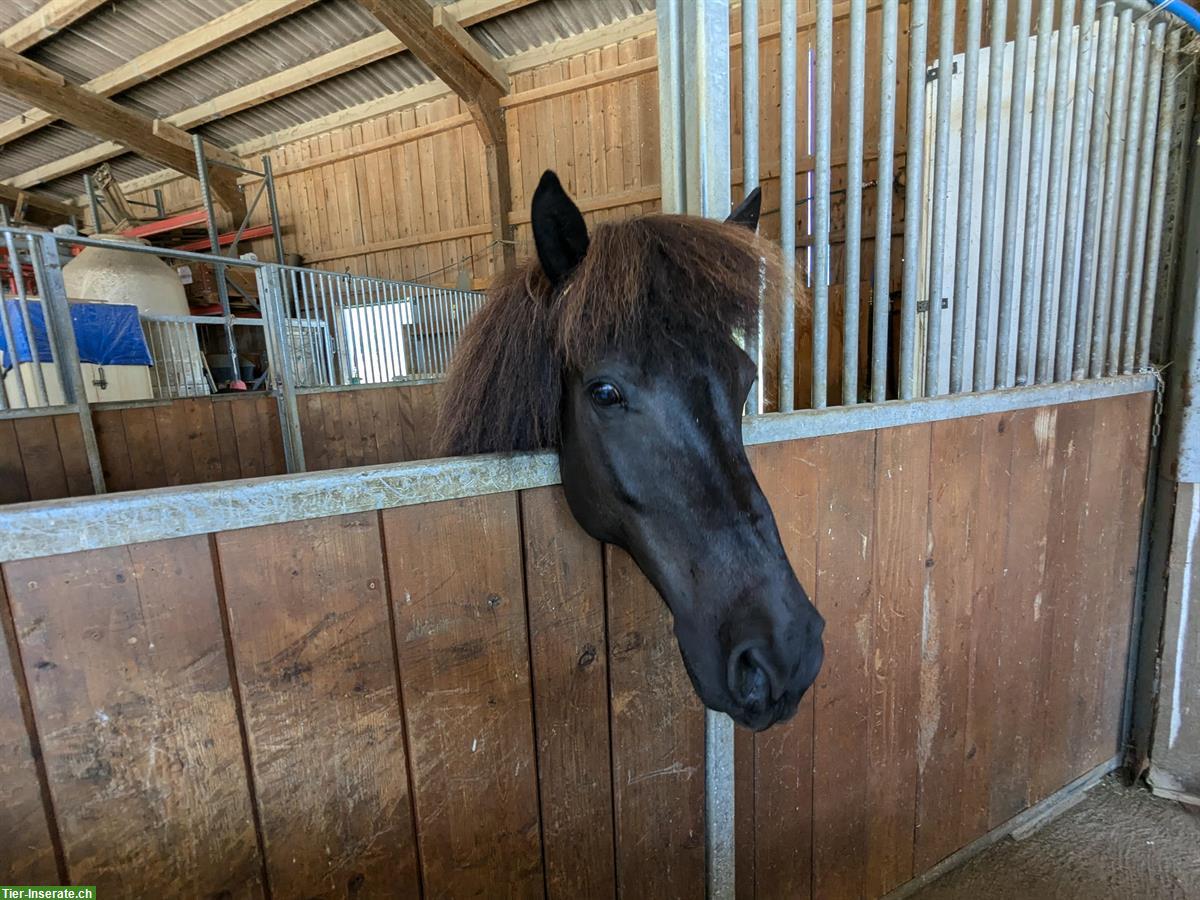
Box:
[911,775,1200,899]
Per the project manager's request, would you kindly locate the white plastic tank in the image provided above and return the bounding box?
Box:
[63,234,207,401]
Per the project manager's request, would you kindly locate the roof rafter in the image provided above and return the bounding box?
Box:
[0,182,76,223]
[0,0,319,148]
[2,0,535,192]
[0,0,107,53]
[0,48,246,219]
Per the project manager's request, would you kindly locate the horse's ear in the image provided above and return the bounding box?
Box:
[532,170,589,285]
[727,187,762,232]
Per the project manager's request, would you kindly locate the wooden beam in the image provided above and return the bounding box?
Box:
[355,0,514,268]
[0,0,319,147]
[5,0,533,192]
[0,0,107,53]
[0,49,246,220]
[0,183,76,221]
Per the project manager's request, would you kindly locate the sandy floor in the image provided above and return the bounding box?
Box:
[910,775,1200,900]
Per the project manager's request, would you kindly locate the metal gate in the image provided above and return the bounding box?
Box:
[656,0,1199,894]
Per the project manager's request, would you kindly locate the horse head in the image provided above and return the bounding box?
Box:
[439,170,824,730]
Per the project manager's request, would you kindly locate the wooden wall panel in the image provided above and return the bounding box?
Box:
[519,486,616,899]
[0,576,59,884]
[606,545,706,899]
[4,537,263,898]
[216,514,421,899]
[382,494,544,898]
[0,395,1155,895]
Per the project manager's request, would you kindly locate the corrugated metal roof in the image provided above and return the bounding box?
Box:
[0,1,52,36]
[0,0,655,201]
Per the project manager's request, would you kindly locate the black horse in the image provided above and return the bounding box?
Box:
[438,170,824,731]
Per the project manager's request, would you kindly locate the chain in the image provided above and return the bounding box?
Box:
[1151,364,1167,447]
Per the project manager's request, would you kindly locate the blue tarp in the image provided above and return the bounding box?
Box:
[0,299,153,369]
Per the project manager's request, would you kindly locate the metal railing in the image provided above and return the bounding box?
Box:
[763,0,1194,409]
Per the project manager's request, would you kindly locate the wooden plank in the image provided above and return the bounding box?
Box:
[230,394,267,478]
[606,544,705,898]
[339,389,366,468]
[211,399,245,480]
[914,416,984,870]
[5,537,263,896]
[1032,401,1097,802]
[0,574,59,883]
[811,430,878,899]
[13,415,68,500]
[382,493,544,896]
[120,405,168,490]
[985,407,1051,826]
[154,400,197,486]
[91,407,135,493]
[520,486,616,898]
[747,439,819,900]
[0,418,31,504]
[256,394,288,476]
[0,0,108,53]
[216,514,421,897]
[52,415,94,497]
[863,422,929,896]
[182,397,224,485]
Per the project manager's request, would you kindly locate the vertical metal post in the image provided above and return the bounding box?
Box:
[259,265,305,472]
[1088,9,1134,378]
[1014,0,1056,385]
[262,155,288,267]
[974,0,1010,390]
[0,244,28,408]
[35,234,105,493]
[4,231,48,406]
[871,0,899,403]
[1045,0,1093,383]
[1107,20,1150,374]
[899,0,929,399]
[812,0,832,408]
[994,0,1033,388]
[949,0,983,393]
[1138,28,1180,370]
[780,0,798,411]
[193,133,242,387]
[743,0,765,415]
[923,0,956,397]
[842,0,865,406]
[658,1,735,894]
[1071,4,1117,378]
[83,173,103,234]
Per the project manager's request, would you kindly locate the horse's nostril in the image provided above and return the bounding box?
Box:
[729,643,772,712]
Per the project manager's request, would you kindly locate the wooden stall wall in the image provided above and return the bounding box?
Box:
[0,391,1152,898]
[0,382,445,504]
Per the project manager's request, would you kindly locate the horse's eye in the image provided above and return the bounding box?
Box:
[589,382,623,408]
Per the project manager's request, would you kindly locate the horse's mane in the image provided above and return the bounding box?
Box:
[436,213,785,456]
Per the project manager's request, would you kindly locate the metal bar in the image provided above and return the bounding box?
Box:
[319,274,337,386]
[1070,3,1117,379]
[33,234,104,494]
[385,282,403,381]
[1124,22,1166,373]
[1088,9,1134,379]
[871,0,900,402]
[899,0,929,399]
[261,265,305,473]
[145,322,163,397]
[2,232,47,406]
[397,283,412,378]
[743,0,764,414]
[1046,0,1094,383]
[0,374,1155,565]
[843,0,867,405]
[923,0,956,397]
[994,0,1034,389]
[193,134,242,385]
[1104,19,1149,376]
[154,188,165,219]
[812,0,833,408]
[1014,0,1056,385]
[0,257,28,408]
[948,0,983,393]
[656,0,686,211]
[263,156,288,268]
[1137,28,1181,370]
[779,0,798,410]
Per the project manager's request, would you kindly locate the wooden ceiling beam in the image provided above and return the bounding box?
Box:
[0,0,319,148]
[0,0,108,53]
[0,48,246,219]
[354,0,514,269]
[2,0,534,192]
[0,182,76,222]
